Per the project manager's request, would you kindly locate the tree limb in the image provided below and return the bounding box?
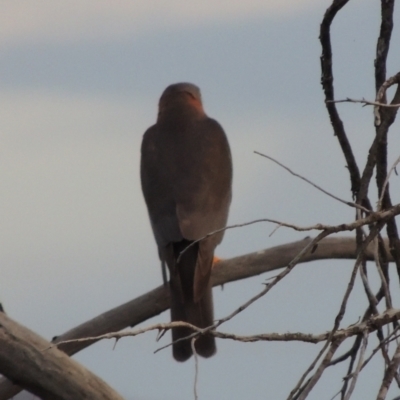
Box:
[319,0,360,198]
[0,313,123,400]
[0,236,394,399]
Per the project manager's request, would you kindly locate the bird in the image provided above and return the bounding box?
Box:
[140,83,232,361]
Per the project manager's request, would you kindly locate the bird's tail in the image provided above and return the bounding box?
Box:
[168,240,216,362]
[170,278,215,361]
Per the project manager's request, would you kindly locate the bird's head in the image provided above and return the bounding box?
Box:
[158,83,205,117]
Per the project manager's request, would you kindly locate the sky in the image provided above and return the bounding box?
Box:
[1,1,400,399]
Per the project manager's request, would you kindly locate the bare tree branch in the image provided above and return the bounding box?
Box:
[327,98,400,108]
[378,155,400,211]
[51,308,400,348]
[376,342,400,400]
[179,203,400,259]
[374,70,400,283]
[319,0,360,198]
[295,339,344,400]
[316,2,400,399]
[374,0,395,94]
[0,313,123,400]
[0,236,393,399]
[342,331,368,400]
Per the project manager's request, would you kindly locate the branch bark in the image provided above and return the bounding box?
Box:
[0,313,123,400]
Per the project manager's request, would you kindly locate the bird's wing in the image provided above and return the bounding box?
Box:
[174,118,232,243]
[141,118,232,248]
[140,124,183,247]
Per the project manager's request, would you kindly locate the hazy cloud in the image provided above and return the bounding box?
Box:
[1,0,320,47]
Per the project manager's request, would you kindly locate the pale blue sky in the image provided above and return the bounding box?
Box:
[1,1,400,399]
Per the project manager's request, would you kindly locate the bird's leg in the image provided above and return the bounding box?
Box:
[161,260,168,285]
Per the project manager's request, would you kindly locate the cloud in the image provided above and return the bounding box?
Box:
[1,0,320,47]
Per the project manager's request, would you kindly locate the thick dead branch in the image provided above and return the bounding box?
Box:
[0,313,123,400]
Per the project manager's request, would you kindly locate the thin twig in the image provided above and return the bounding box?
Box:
[329,334,362,367]
[191,339,199,400]
[376,342,400,400]
[212,231,330,329]
[254,151,370,213]
[372,238,392,310]
[292,222,385,399]
[178,203,400,262]
[359,264,379,314]
[375,71,400,126]
[342,331,368,400]
[287,342,332,400]
[378,155,400,211]
[48,309,400,348]
[296,339,344,400]
[327,98,400,108]
[361,327,400,372]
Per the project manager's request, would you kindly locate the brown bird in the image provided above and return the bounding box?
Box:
[140,83,232,361]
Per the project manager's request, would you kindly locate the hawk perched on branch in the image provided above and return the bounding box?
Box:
[140,83,232,361]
